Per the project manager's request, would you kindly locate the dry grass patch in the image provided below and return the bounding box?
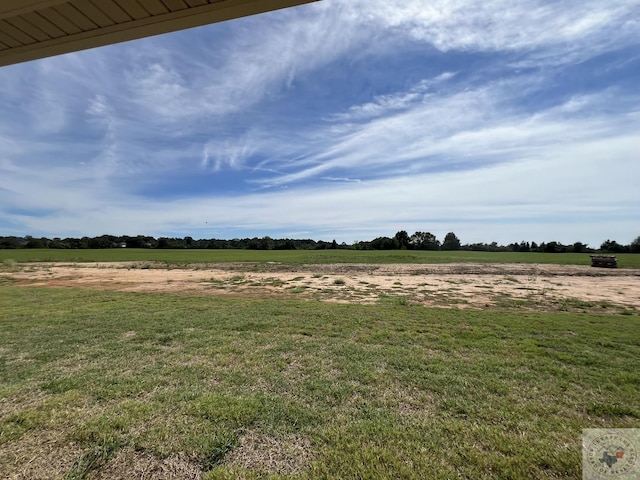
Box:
[0,431,83,480]
[0,389,48,417]
[224,430,313,476]
[92,448,203,480]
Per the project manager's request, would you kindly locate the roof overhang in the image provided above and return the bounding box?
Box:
[0,0,319,67]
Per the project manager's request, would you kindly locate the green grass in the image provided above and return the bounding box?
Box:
[1,286,638,479]
[1,248,640,267]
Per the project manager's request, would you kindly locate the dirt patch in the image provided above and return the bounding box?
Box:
[1,262,638,313]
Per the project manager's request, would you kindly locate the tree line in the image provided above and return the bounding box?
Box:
[1,232,639,253]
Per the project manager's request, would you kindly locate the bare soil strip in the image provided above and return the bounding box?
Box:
[3,262,639,313]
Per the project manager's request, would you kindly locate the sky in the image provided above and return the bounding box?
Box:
[1,0,639,247]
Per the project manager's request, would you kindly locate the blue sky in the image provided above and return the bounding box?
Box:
[1,0,639,246]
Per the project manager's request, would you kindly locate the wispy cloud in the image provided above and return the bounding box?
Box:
[201,134,259,171]
[255,74,640,187]
[329,73,457,122]
[346,0,640,58]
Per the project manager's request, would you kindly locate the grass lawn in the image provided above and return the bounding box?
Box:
[1,286,638,479]
[1,248,640,268]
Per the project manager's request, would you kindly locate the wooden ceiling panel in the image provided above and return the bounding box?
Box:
[72,1,116,28]
[0,19,37,45]
[113,1,151,21]
[0,0,319,67]
[184,0,210,7]
[53,3,98,31]
[20,12,67,38]
[0,29,22,48]
[38,7,82,34]
[0,2,70,21]
[137,0,171,16]
[4,16,50,42]
[161,0,190,13]
[91,1,132,24]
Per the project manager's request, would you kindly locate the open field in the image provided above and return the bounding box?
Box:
[2,249,640,268]
[1,257,639,479]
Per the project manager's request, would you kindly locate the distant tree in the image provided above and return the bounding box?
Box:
[314,240,330,250]
[544,241,560,253]
[410,232,440,250]
[143,236,157,248]
[274,239,296,250]
[371,236,396,250]
[463,242,489,251]
[519,241,530,252]
[49,238,68,249]
[204,239,221,249]
[0,236,22,249]
[245,238,259,249]
[353,241,372,250]
[258,236,274,250]
[394,230,410,250]
[630,236,640,254]
[125,235,150,248]
[531,241,538,252]
[25,236,47,248]
[572,242,587,253]
[89,234,116,249]
[600,239,628,253]
[441,232,461,251]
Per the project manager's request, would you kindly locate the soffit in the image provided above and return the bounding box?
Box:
[0,0,318,67]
